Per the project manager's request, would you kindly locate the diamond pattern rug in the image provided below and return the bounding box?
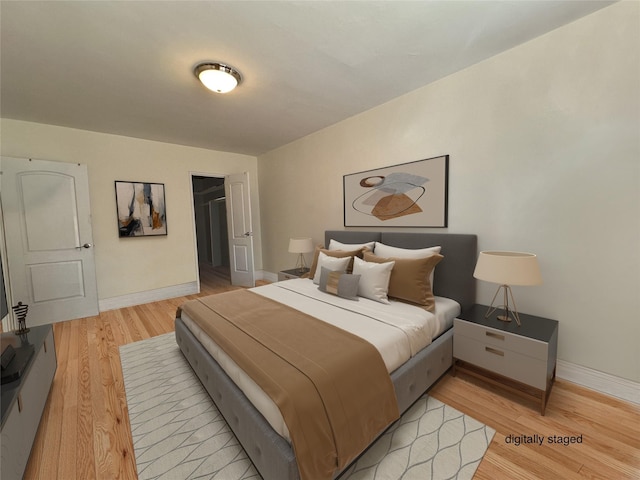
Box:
[120,333,494,480]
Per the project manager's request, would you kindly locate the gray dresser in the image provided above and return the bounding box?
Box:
[1,324,57,479]
[453,304,558,415]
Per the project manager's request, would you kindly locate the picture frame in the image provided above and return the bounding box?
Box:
[343,155,448,228]
[115,181,167,237]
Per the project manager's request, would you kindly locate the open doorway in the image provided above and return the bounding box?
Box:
[191,175,230,286]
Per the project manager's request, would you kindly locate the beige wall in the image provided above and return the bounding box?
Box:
[258,2,639,382]
[1,120,261,301]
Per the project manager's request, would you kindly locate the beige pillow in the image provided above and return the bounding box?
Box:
[363,251,443,312]
[373,242,441,284]
[307,246,366,278]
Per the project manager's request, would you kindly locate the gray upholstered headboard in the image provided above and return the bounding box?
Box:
[324,230,477,311]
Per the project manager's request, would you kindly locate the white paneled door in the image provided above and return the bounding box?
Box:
[225,172,255,287]
[1,157,99,326]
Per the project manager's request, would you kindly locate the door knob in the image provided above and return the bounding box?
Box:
[82,243,92,248]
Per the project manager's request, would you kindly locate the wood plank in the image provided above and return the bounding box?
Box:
[97,316,138,478]
[57,320,80,480]
[86,316,115,478]
[75,318,97,480]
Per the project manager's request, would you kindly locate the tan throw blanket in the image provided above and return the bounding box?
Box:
[179,289,399,480]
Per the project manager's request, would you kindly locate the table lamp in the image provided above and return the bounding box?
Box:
[288,237,313,273]
[473,251,542,326]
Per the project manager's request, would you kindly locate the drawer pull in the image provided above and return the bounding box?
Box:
[18,393,23,413]
[44,340,48,353]
[485,346,505,357]
[486,331,505,341]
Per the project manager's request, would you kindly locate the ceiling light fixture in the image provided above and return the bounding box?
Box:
[194,62,242,94]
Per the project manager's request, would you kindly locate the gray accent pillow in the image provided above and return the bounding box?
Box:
[318,267,360,300]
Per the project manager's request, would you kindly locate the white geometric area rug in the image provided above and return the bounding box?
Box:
[120,333,495,480]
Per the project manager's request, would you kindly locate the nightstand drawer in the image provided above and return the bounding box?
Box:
[278,271,298,281]
[454,318,548,360]
[454,334,548,389]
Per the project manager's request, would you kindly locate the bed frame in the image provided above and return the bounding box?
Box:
[175,230,477,480]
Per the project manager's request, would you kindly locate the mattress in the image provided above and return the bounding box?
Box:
[180,278,460,441]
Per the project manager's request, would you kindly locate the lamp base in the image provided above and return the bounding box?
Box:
[485,284,522,326]
[294,253,308,274]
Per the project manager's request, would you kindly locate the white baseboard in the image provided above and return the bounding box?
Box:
[556,360,640,405]
[99,281,199,312]
[261,271,279,283]
[98,271,272,312]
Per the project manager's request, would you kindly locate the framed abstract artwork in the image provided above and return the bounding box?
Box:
[115,181,167,237]
[343,155,449,227]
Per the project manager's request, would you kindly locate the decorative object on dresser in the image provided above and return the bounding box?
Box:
[288,237,313,274]
[2,302,33,385]
[12,301,30,335]
[473,251,542,325]
[453,304,558,415]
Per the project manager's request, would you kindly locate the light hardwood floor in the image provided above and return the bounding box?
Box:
[23,271,640,479]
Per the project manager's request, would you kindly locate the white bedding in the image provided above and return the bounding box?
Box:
[180,278,460,441]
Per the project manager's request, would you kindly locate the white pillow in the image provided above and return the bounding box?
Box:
[352,256,395,304]
[373,242,441,258]
[328,239,375,251]
[312,252,351,284]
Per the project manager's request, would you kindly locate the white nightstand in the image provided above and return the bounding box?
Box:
[277,268,309,281]
[453,304,558,415]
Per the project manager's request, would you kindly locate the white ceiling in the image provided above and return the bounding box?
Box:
[1,1,614,156]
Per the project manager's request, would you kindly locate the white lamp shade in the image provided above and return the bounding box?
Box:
[198,69,238,93]
[288,237,314,254]
[473,251,542,286]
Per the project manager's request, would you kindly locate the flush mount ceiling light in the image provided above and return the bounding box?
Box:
[194,62,242,94]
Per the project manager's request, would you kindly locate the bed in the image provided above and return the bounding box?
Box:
[175,230,477,480]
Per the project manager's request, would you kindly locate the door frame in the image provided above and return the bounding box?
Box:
[0,198,15,331]
[188,171,236,291]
